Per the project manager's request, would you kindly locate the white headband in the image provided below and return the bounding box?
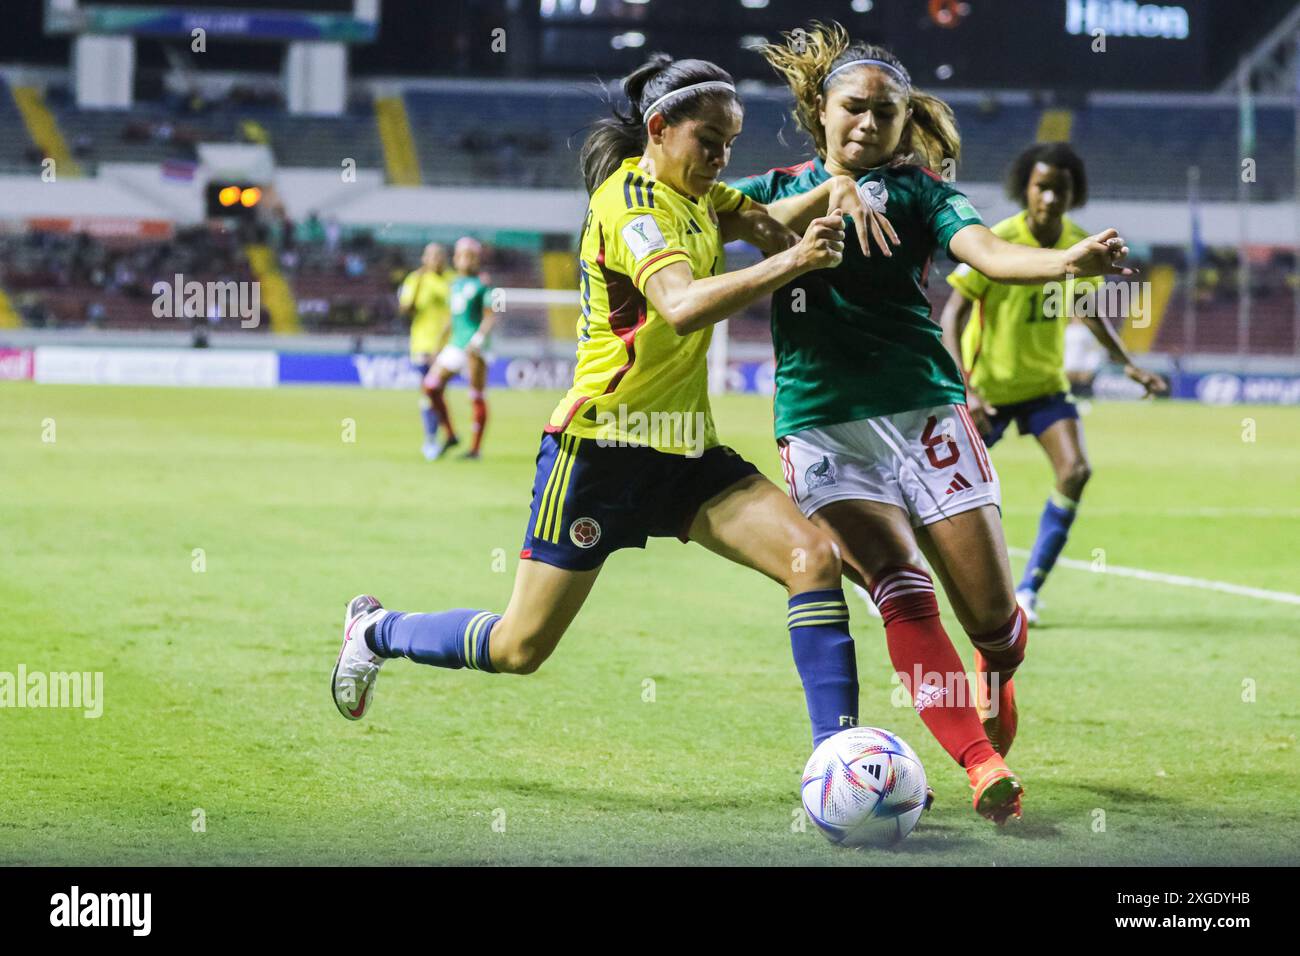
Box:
[823,58,910,89]
[642,80,737,124]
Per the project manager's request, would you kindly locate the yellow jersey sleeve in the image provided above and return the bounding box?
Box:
[708,181,751,214]
[398,273,418,309]
[602,203,692,293]
[947,261,991,301]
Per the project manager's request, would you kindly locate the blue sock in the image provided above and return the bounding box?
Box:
[1019,492,1078,594]
[420,403,440,438]
[371,609,499,672]
[788,588,858,746]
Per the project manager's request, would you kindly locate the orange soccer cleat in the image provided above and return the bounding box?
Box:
[967,753,1024,825]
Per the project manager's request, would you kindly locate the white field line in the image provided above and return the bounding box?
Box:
[1001,507,1300,519]
[1007,548,1300,606]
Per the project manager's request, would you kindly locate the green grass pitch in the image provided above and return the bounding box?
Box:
[1,381,1297,865]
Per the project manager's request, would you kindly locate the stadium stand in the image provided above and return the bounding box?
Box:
[3,78,1292,198]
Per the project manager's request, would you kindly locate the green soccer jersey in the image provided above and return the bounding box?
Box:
[449,274,491,349]
[731,158,983,438]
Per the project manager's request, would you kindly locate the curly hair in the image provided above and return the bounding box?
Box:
[1004,142,1089,208]
[757,20,960,171]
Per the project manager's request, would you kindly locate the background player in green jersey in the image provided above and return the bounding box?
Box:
[726,22,1138,823]
[424,236,497,460]
[940,143,1168,624]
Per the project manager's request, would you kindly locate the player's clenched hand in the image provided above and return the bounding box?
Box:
[1125,363,1169,397]
[792,209,846,272]
[827,175,899,258]
[1064,228,1137,277]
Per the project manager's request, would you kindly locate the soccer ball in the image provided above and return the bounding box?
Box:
[801,727,929,848]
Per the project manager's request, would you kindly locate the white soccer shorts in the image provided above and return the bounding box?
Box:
[433,344,468,375]
[1064,321,1105,375]
[777,403,1001,528]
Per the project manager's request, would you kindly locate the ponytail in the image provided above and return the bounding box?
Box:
[898,90,961,171]
[580,53,738,195]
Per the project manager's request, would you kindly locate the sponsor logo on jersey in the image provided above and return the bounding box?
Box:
[569,517,602,549]
[621,214,668,260]
[805,455,837,490]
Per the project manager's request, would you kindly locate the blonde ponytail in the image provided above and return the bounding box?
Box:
[759,21,962,173]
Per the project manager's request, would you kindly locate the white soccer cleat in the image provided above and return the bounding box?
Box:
[332,594,388,720]
[1015,589,1039,626]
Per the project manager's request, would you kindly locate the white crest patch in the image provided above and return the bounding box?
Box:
[857,179,889,214]
[621,214,668,260]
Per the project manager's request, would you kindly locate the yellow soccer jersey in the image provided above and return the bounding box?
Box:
[400,268,452,359]
[546,157,751,455]
[947,212,1100,407]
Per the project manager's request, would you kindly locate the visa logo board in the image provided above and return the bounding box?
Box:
[275,353,779,394]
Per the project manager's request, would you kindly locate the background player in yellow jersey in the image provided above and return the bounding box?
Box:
[331,55,888,762]
[940,143,1167,623]
[396,242,453,459]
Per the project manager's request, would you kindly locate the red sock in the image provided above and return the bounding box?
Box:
[427,386,455,441]
[470,390,487,454]
[870,566,996,770]
[967,606,1028,682]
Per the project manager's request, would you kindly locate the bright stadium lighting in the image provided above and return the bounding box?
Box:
[218,186,241,207]
[851,0,874,12]
[579,0,596,14]
[611,31,646,49]
[740,0,770,10]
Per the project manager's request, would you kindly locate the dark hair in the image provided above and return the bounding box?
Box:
[579,53,738,195]
[1005,142,1089,208]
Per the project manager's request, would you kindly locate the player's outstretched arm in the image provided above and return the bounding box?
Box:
[938,288,973,376]
[950,224,1137,284]
[645,212,845,336]
[1080,290,1169,397]
[717,203,799,256]
[938,290,996,431]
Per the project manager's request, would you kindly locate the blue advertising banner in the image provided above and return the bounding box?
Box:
[278,353,1300,406]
